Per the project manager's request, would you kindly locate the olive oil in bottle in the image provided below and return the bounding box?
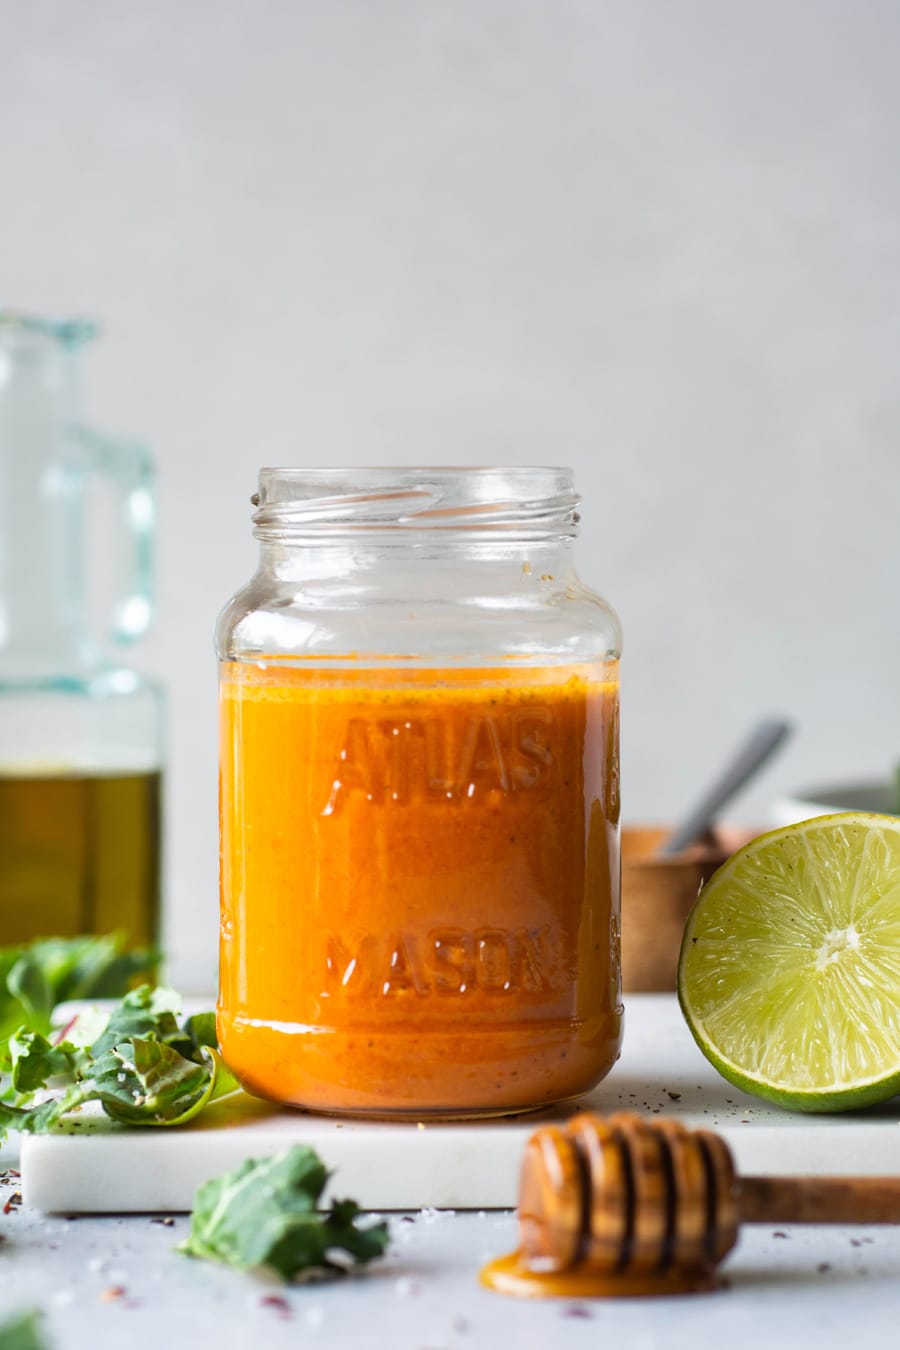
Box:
[0,770,161,947]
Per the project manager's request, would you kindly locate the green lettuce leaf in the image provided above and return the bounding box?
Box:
[88,985,183,1057]
[179,1146,389,1280]
[0,934,157,1062]
[0,1038,238,1133]
[0,1084,88,1136]
[92,1038,236,1126]
[182,1011,218,1054]
[0,985,239,1134]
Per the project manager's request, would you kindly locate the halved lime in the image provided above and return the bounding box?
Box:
[677,812,900,1112]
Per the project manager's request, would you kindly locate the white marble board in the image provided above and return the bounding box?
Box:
[18,995,900,1213]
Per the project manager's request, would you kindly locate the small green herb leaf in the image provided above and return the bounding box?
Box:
[93,1038,215,1124]
[9,1030,86,1094]
[179,1146,389,1280]
[0,1312,48,1350]
[0,1084,87,1135]
[89,985,183,1058]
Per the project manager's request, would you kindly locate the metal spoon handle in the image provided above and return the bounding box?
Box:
[658,719,792,858]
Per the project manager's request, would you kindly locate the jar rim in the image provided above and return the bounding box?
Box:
[251,466,580,542]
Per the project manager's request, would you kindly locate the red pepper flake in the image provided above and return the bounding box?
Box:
[3,1192,22,1215]
[99,1287,127,1304]
[260,1295,292,1319]
[562,1306,593,1319]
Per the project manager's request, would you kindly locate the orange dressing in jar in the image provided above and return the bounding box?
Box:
[216,468,623,1118]
[219,661,621,1116]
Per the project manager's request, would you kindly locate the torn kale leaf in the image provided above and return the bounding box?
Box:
[179,1147,390,1280]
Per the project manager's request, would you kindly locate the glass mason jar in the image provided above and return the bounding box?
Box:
[216,467,622,1118]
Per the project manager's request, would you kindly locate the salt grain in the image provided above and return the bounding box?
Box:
[395,1277,421,1296]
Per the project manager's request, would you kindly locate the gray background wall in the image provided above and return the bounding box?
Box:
[3,1,899,989]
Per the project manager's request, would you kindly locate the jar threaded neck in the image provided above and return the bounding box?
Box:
[251,467,580,543]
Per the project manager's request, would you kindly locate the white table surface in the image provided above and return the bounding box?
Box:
[4,992,900,1347]
[2,1183,900,1350]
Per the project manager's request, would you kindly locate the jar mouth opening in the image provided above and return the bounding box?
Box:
[252,467,580,542]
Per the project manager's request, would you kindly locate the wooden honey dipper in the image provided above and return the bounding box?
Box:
[480,1111,900,1298]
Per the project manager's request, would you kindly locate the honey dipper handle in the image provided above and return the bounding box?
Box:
[739,1176,900,1225]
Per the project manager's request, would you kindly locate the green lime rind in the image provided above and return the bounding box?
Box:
[675,1002,900,1113]
[677,811,900,1114]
